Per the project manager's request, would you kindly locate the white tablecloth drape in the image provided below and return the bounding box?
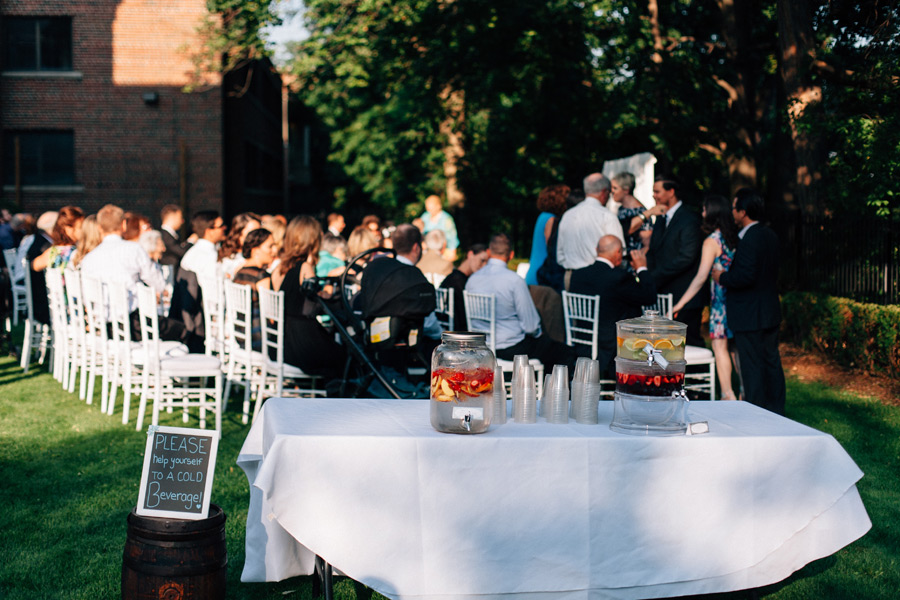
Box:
[238,398,870,600]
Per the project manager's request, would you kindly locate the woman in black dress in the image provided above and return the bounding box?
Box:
[233,228,276,351]
[269,216,345,379]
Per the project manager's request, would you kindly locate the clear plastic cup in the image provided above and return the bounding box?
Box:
[492,365,507,424]
[514,364,537,423]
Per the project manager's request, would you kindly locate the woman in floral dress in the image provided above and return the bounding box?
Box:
[672,195,739,400]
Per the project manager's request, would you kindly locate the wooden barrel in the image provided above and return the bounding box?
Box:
[121,504,227,600]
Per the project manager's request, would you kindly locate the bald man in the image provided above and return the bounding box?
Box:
[569,235,658,374]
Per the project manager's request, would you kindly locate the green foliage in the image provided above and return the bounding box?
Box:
[781,291,900,378]
[185,0,282,91]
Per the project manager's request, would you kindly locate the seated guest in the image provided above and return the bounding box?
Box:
[25,211,59,325]
[260,215,285,273]
[10,213,36,282]
[32,206,85,272]
[122,212,151,241]
[417,229,454,286]
[70,215,102,270]
[326,212,346,239]
[439,243,488,331]
[234,229,276,351]
[80,204,196,348]
[316,233,349,277]
[218,212,262,277]
[269,216,345,378]
[139,230,166,263]
[180,210,226,278]
[466,233,576,371]
[569,235,658,375]
[159,204,191,268]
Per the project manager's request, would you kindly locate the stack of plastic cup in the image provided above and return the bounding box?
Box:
[513,364,537,423]
[539,373,552,417]
[511,354,529,388]
[546,364,569,424]
[492,365,507,424]
[575,359,602,424]
[569,357,589,418]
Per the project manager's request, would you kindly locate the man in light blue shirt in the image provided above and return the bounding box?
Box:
[466,233,576,371]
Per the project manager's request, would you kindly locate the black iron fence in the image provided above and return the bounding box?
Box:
[780,210,900,305]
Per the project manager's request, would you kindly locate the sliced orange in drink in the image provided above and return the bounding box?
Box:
[617,336,625,347]
[653,339,675,350]
[624,338,651,351]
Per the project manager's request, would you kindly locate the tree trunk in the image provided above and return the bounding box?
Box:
[439,86,466,209]
[777,0,824,215]
[716,0,759,193]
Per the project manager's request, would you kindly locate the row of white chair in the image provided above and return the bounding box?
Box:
[18,261,324,432]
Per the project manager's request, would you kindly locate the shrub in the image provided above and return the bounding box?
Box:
[781,291,900,380]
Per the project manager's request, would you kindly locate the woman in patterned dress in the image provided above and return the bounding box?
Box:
[613,172,666,272]
[32,206,84,272]
[672,195,739,400]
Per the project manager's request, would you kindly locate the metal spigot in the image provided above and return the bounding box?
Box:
[641,344,670,369]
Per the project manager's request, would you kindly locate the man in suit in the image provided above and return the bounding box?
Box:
[646,176,705,346]
[25,211,57,325]
[713,188,786,415]
[570,235,658,375]
[159,204,191,268]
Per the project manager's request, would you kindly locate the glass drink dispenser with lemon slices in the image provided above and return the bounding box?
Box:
[610,309,690,435]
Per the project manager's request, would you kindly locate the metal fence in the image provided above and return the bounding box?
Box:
[780,211,900,305]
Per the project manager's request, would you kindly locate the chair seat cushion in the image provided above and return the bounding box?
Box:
[685,345,714,361]
[160,354,222,375]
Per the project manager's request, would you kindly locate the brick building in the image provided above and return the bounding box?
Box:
[0,0,284,224]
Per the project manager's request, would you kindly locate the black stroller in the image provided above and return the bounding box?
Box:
[305,247,437,399]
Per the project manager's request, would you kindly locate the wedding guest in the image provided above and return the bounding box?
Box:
[672,195,739,400]
[160,205,190,268]
[32,206,85,272]
[234,228,276,351]
[219,212,262,277]
[269,216,345,378]
[122,212,151,241]
[713,188,786,414]
[139,230,167,263]
[25,212,57,325]
[533,184,571,292]
[70,215,102,270]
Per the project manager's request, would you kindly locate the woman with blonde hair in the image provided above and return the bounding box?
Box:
[269,216,345,378]
[70,215,103,269]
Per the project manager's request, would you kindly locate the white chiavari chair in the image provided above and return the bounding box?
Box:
[463,291,544,396]
[135,285,223,432]
[253,287,324,423]
[20,260,51,373]
[434,287,454,331]
[80,276,113,411]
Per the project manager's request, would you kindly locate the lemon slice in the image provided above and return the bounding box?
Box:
[670,336,686,347]
[624,338,651,351]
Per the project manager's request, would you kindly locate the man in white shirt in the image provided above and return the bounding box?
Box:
[80,204,193,345]
[556,173,625,276]
[179,211,225,278]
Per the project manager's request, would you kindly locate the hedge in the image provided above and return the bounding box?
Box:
[780,291,900,381]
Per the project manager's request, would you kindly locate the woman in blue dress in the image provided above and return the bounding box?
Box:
[672,195,740,400]
[525,184,569,286]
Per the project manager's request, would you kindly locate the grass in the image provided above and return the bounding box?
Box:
[1,341,898,599]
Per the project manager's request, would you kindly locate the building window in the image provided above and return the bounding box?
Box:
[3,131,75,186]
[1,17,73,72]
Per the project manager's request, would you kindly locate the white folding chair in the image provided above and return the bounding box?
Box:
[223,281,264,424]
[80,276,113,411]
[561,291,600,360]
[199,276,227,359]
[434,287,454,331]
[19,261,52,373]
[462,291,544,396]
[3,249,26,327]
[135,285,223,432]
[105,282,189,425]
[62,270,90,399]
[650,293,717,399]
[45,268,71,388]
[253,287,324,423]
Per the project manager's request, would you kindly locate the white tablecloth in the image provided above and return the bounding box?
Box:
[238,398,870,600]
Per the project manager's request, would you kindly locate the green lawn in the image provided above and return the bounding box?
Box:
[0,347,897,599]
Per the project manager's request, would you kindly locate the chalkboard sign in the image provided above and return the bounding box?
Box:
[136,425,219,520]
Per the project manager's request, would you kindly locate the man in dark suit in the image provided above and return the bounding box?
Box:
[159,204,191,267]
[26,212,57,325]
[646,176,705,347]
[713,188,786,415]
[570,235,658,375]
